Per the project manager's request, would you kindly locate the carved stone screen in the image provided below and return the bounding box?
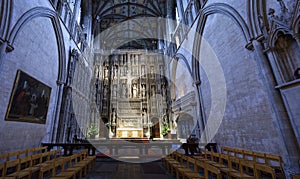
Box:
[99,50,169,139]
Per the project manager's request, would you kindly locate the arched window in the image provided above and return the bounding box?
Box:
[177,113,195,139]
[274,33,300,82]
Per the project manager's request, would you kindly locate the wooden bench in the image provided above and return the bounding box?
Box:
[255,164,276,179]
[3,159,31,179]
[177,157,203,179]
[290,174,300,179]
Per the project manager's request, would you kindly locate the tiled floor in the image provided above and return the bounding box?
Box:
[85,158,175,179]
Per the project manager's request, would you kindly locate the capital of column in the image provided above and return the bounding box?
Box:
[194,80,201,86]
[293,33,300,41]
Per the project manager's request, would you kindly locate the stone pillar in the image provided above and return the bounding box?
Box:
[252,40,300,172]
[0,42,7,69]
[80,0,93,45]
[194,80,207,143]
[71,0,81,35]
[166,0,176,38]
[51,81,65,143]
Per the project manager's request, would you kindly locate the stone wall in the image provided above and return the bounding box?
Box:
[0,0,92,153]
[168,0,300,173]
[0,16,59,152]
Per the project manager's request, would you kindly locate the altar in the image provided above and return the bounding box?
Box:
[116,128,143,138]
[100,51,169,140]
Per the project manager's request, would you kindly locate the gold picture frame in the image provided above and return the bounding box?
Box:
[5,70,51,124]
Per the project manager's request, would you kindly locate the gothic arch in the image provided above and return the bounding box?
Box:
[0,0,13,50]
[201,3,252,43]
[247,0,268,39]
[175,53,192,76]
[170,53,192,100]
[293,15,300,34]
[95,1,162,18]
[8,7,66,83]
[268,28,293,48]
[176,113,195,139]
[97,3,161,17]
[192,2,253,84]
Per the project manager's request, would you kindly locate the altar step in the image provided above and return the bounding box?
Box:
[110,138,150,143]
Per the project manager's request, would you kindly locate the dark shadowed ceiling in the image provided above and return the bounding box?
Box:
[92,0,167,49]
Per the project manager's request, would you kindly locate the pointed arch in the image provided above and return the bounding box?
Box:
[175,53,192,76]
[0,0,13,50]
[192,2,253,83]
[8,7,66,83]
[293,15,300,34]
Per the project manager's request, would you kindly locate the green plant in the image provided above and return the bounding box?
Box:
[87,124,99,137]
[161,124,170,136]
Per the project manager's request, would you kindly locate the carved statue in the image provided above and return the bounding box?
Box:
[141,84,146,97]
[104,67,109,79]
[151,85,156,96]
[132,83,137,98]
[172,113,179,130]
[142,109,147,124]
[141,65,145,75]
[113,66,118,79]
[111,108,117,124]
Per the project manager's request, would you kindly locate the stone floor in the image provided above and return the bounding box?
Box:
[84,157,175,179]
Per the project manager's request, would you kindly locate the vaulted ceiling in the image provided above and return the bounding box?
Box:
[92,0,167,49]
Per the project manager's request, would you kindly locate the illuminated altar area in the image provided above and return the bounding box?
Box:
[97,50,170,139]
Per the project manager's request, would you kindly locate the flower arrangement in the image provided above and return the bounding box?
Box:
[87,123,99,138]
[161,124,170,136]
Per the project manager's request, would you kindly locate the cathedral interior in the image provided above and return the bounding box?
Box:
[0,0,300,178]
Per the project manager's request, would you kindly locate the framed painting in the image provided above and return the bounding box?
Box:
[5,70,51,124]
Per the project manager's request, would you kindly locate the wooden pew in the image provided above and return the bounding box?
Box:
[242,150,255,163]
[62,153,83,179]
[290,174,300,179]
[205,162,222,179]
[4,159,31,178]
[7,152,19,161]
[164,153,180,174]
[174,155,191,179]
[228,159,255,179]
[265,153,285,178]
[255,164,276,179]
[0,161,5,177]
[168,152,185,176]
[52,158,76,179]
[177,157,204,179]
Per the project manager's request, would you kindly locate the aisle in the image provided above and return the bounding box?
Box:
[84,158,174,179]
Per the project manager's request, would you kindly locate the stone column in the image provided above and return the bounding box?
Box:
[71,0,81,35]
[0,42,7,69]
[252,39,300,171]
[51,81,65,142]
[194,79,207,143]
[166,0,176,40]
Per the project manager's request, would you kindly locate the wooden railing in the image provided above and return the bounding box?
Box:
[41,143,96,156]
